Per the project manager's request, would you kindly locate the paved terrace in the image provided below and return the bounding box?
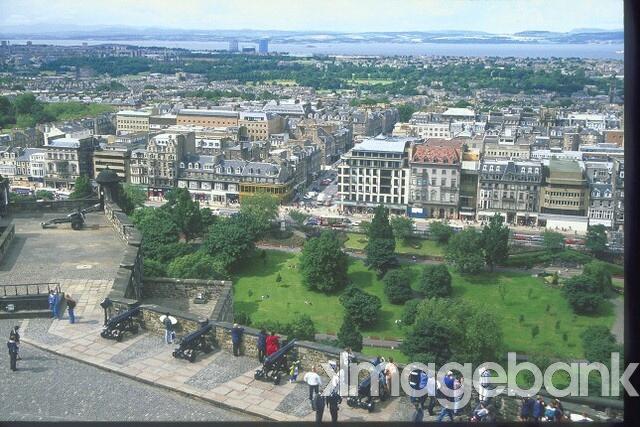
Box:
[0,211,126,285]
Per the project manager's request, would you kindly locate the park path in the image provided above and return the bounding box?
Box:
[315,333,401,349]
[611,296,624,344]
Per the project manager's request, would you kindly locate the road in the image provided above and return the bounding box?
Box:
[0,320,257,422]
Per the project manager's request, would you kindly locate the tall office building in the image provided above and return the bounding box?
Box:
[228,39,239,52]
[258,38,269,54]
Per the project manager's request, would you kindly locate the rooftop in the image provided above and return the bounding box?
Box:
[352,137,411,153]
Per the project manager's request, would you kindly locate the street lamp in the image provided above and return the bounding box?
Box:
[100,298,113,326]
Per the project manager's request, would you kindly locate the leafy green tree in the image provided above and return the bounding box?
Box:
[0,96,16,128]
[383,269,414,304]
[583,261,612,294]
[202,216,255,270]
[239,191,279,238]
[481,214,510,271]
[580,325,621,364]
[445,228,485,274]
[143,258,166,277]
[35,190,54,200]
[562,274,603,314]
[401,299,422,325]
[543,230,565,253]
[401,298,503,366]
[390,216,414,244]
[397,103,417,122]
[164,188,203,242]
[359,220,372,235]
[419,264,452,298]
[429,221,453,245]
[365,205,397,276]
[69,175,93,199]
[120,184,146,212]
[586,225,608,259]
[288,209,310,227]
[339,285,382,327]
[337,315,363,352]
[283,314,316,341]
[166,251,226,280]
[300,231,349,293]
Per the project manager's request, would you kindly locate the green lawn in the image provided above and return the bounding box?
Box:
[343,232,445,257]
[360,346,409,364]
[233,250,617,359]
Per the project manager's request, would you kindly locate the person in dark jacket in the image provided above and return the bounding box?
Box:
[532,395,545,421]
[313,392,325,423]
[65,294,77,324]
[7,337,18,371]
[257,329,267,362]
[519,396,533,421]
[231,323,244,357]
[9,326,21,360]
[162,313,175,344]
[326,389,341,422]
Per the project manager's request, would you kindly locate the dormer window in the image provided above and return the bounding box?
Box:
[180,162,185,168]
[496,166,500,172]
[521,167,526,173]
[489,165,494,171]
[534,168,539,174]
[195,163,200,169]
[188,163,193,169]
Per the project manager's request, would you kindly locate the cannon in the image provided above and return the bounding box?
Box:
[346,360,389,412]
[254,339,296,385]
[41,203,101,230]
[100,307,140,342]
[172,321,214,363]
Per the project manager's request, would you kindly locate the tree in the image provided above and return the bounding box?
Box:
[202,216,255,271]
[131,207,184,262]
[580,325,621,364]
[284,314,316,341]
[390,216,414,244]
[583,261,612,294]
[337,315,363,352]
[163,188,203,242]
[359,220,372,235]
[365,205,397,276]
[339,285,382,327]
[0,96,15,128]
[543,230,565,253]
[166,251,226,280]
[69,175,93,199]
[586,224,608,259]
[562,274,603,314]
[118,183,146,214]
[397,103,417,122]
[429,221,453,245]
[299,231,349,293]
[288,209,310,227]
[401,298,503,366]
[481,214,510,271]
[383,269,414,304]
[401,299,422,325]
[143,258,166,277]
[239,191,279,238]
[35,190,54,200]
[419,264,452,298]
[445,228,485,274]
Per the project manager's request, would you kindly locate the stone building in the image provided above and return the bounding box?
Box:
[408,140,462,219]
[146,132,195,197]
[612,158,624,231]
[129,148,148,186]
[43,137,96,189]
[540,159,589,216]
[477,159,543,225]
[116,110,151,134]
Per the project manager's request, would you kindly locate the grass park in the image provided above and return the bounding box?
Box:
[233,248,617,360]
[343,232,445,258]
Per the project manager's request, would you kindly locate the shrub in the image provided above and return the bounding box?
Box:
[401,299,422,325]
[337,315,363,352]
[562,274,603,314]
[531,325,540,339]
[339,285,382,327]
[383,269,414,304]
[418,264,452,298]
[429,221,453,245]
[235,311,252,326]
[166,251,226,280]
[143,258,166,277]
[300,231,349,293]
[283,314,316,341]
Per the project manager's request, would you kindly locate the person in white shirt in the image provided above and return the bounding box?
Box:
[426,374,440,416]
[479,366,491,403]
[303,365,323,402]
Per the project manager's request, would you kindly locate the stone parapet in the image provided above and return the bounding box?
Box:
[0,222,15,264]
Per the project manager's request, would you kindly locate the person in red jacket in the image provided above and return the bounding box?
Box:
[265,332,280,356]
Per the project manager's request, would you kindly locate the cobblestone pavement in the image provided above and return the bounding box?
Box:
[0,212,125,284]
[186,351,261,391]
[0,320,257,422]
[275,381,315,417]
[110,334,170,366]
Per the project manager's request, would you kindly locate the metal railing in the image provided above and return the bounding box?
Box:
[0,282,59,297]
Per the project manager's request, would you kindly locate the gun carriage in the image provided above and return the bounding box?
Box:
[100,307,140,342]
[172,321,214,363]
[254,339,296,385]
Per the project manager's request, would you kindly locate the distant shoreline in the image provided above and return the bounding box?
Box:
[2,38,624,59]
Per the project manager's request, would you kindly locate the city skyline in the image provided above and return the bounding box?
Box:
[0,0,623,34]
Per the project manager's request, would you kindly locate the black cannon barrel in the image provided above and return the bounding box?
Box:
[177,322,212,349]
[106,306,140,327]
[263,338,296,368]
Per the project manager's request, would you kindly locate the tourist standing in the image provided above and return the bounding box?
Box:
[313,391,325,423]
[9,325,21,360]
[266,332,280,356]
[257,329,267,362]
[231,323,244,357]
[304,365,323,403]
[437,371,456,422]
[532,395,544,421]
[520,396,533,421]
[383,357,398,397]
[426,373,439,416]
[52,290,60,319]
[478,366,491,403]
[326,387,341,422]
[162,313,175,344]
[48,290,55,317]
[340,347,353,392]
[65,294,77,324]
[7,336,18,371]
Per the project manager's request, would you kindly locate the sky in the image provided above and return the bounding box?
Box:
[0,0,624,34]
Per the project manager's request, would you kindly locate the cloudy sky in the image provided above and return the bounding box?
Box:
[0,0,623,33]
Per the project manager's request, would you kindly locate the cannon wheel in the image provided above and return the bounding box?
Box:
[189,352,196,363]
[71,221,82,230]
[172,351,178,358]
[347,398,357,408]
[273,373,280,385]
[132,325,139,334]
[115,332,123,342]
[368,402,375,412]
